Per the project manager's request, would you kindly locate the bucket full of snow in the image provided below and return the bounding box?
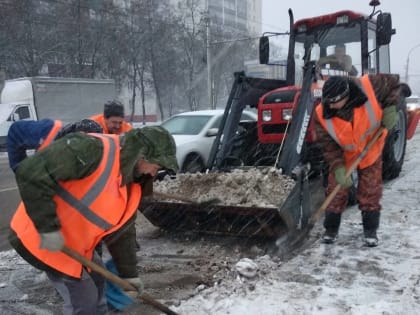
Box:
[139,167,316,238]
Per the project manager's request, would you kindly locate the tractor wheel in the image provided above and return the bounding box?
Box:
[382,102,407,180]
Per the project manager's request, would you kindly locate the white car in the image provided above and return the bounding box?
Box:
[161,109,257,173]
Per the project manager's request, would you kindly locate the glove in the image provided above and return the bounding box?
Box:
[333,165,353,188]
[381,105,397,130]
[123,277,144,298]
[39,231,64,252]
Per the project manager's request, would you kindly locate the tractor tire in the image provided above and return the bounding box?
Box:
[382,102,407,180]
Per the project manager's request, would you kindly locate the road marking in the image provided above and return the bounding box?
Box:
[0,187,17,193]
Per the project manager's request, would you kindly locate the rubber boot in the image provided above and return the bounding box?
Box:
[322,212,341,244]
[362,211,380,247]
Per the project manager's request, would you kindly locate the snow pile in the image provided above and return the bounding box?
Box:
[154,167,295,208]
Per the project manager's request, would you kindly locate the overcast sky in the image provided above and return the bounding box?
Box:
[261,0,420,94]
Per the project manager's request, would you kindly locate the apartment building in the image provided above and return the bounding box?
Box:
[170,0,262,36]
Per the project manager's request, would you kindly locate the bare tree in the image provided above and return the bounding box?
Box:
[210,26,258,108]
[0,0,260,120]
[143,0,188,120]
[175,0,207,112]
[0,0,61,76]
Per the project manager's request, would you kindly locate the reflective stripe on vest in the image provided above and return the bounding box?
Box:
[324,119,356,150]
[315,75,387,169]
[38,120,63,150]
[357,76,382,142]
[54,135,116,230]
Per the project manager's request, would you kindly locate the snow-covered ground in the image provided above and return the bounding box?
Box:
[0,128,419,315]
[172,128,420,315]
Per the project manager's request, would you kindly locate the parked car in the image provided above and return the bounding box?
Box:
[161,109,257,173]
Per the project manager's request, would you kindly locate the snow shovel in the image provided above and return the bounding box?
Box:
[280,126,386,250]
[61,246,179,315]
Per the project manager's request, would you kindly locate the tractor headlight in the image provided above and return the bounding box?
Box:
[282,108,293,121]
[262,110,272,122]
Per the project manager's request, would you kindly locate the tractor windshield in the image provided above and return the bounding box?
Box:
[294,23,362,83]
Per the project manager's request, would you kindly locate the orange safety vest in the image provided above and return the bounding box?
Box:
[38,120,63,150]
[315,75,388,170]
[10,134,141,278]
[90,113,132,135]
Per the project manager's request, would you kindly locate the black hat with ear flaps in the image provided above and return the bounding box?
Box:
[322,76,350,104]
[321,76,350,119]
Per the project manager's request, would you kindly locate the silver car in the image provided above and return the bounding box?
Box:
[161,109,257,173]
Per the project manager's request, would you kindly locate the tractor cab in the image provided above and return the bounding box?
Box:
[260,2,395,85]
[293,10,394,80]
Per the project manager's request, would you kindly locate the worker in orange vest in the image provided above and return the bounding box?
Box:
[91,100,132,134]
[9,126,178,315]
[315,74,402,247]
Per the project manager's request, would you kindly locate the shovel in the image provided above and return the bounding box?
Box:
[281,126,386,250]
[61,246,179,315]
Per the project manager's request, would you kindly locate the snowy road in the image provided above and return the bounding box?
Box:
[0,157,19,251]
[0,127,418,315]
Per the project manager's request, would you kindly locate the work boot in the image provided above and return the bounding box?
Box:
[362,211,380,247]
[322,212,341,244]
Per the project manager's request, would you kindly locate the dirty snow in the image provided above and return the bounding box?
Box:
[171,128,420,315]
[154,168,295,208]
[0,129,419,315]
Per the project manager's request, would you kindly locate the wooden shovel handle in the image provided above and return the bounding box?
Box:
[61,246,179,315]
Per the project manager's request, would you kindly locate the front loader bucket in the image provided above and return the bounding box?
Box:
[140,202,287,238]
[139,168,314,239]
